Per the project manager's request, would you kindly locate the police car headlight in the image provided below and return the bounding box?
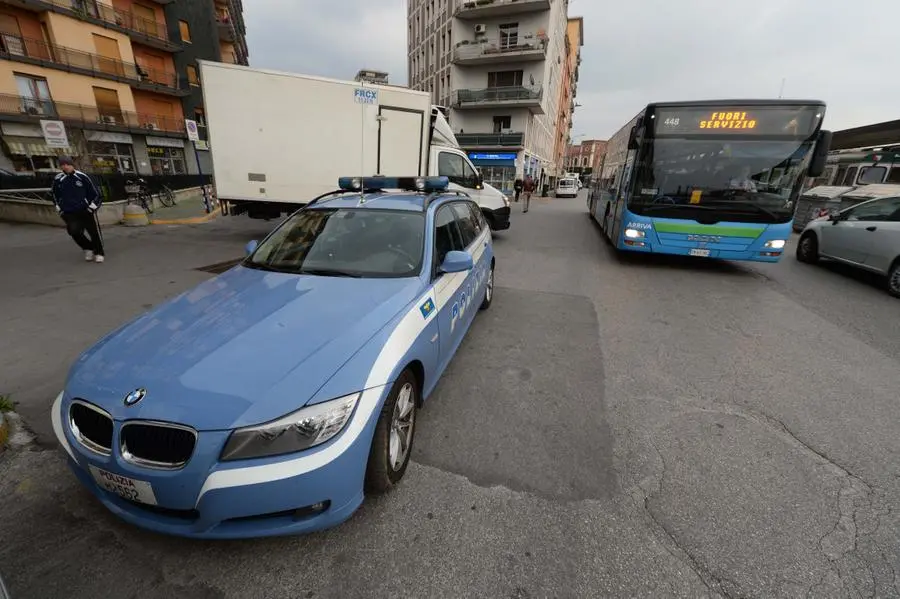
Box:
[220,393,359,461]
[624,228,645,239]
[764,239,786,249]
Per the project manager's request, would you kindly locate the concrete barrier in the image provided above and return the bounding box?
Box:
[0,185,207,227]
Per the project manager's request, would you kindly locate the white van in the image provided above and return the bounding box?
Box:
[199,62,512,229]
[556,177,579,198]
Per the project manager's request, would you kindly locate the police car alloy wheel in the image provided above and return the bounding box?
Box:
[888,262,900,298]
[365,369,419,493]
[480,265,494,310]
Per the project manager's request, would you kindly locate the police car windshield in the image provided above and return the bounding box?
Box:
[246,208,425,278]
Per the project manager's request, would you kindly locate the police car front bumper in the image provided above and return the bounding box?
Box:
[51,387,388,539]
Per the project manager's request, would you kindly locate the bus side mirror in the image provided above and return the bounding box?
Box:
[808,130,832,178]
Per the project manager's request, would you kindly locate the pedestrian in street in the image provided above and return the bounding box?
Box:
[52,156,105,263]
[522,174,535,213]
[513,177,523,203]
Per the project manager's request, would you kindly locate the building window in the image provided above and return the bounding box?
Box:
[92,86,123,123]
[87,141,136,174]
[14,73,53,116]
[147,145,186,175]
[179,20,191,43]
[499,23,519,49]
[194,107,206,127]
[487,70,523,88]
[187,65,199,86]
[492,115,511,133]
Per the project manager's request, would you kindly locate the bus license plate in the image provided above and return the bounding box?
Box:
[689,249,711,257]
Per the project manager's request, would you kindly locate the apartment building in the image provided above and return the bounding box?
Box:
[565,138,606,182]
[407,0,577,195]
[0,0,247,177]
[551,16,580,177]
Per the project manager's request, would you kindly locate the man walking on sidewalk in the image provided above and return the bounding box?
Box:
[522,174,535,213]
[52,156,105,263]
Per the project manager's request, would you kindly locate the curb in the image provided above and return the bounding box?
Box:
[150,205,222,226]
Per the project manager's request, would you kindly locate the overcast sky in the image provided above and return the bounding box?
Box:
[244,0,897,141]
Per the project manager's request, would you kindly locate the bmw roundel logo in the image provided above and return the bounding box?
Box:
[123,388,147,406]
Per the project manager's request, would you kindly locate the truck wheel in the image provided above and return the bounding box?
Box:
[796,233,819,264]
[480,264,494,310]
[888,260,900,298]
[365,369,419,494]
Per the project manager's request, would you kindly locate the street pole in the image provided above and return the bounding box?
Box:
[193,140,210,213]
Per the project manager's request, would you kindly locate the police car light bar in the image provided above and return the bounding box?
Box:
[337,176,450,193]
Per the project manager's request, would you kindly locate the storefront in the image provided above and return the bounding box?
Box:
[85,131,137,174]
[467,151,518,196]
[0,122,69,173]
[146,136,187,175]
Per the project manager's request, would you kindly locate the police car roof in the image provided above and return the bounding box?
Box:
[307,191,463,212]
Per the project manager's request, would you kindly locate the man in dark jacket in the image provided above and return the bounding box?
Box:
[522,174,535,213]
[52,156,105,263]
[513,177,523,203]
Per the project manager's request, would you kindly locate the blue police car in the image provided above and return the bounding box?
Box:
[51,176,494,539]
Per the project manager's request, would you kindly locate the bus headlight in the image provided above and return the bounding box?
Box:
[624,228,646,239]
[764,239,786,249]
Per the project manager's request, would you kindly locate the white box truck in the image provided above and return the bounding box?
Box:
[198,61,511,230]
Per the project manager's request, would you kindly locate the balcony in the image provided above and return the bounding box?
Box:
[456,132,524,148]
[217,17,236,42]
[0,34,189,96]
[454,86,544,114]
[11,0,180,52]
[0,93,186,137]
[453,34,547,66]
[455,0,550,20]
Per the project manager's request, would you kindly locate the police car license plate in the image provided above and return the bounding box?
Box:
[89,465,158,505]
[689,249,711,257]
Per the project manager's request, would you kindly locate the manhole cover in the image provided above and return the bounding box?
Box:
[196,258,242,274]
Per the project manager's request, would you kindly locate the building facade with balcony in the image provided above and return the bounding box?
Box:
[407,0,574,196]
[552,16,580,180]
[564,138,606,182]
[0,0,246,177]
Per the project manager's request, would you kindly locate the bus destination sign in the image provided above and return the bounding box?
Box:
[654,106,820,137]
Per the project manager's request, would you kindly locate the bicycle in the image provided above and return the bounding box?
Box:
[125,178,177,214]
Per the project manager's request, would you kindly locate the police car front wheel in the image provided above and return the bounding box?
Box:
[480,264,494,310]
[365,369,419,493]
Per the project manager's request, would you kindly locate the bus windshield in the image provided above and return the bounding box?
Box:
[628,138,814,223]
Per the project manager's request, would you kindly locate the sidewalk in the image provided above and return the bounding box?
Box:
[146,190,221,225]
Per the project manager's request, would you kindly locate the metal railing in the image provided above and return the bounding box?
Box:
[0,33,185,92]
[0,173,212,203]
[20,0,172,45]
[456,132,524,146]
[216,17,236,42]
[453,34,547,61]
[455,86,543,104]
[0,93,186,134]
[456,0,550,14]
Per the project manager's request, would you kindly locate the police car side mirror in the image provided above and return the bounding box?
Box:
[440,250,473,273]
[245,240,259,255]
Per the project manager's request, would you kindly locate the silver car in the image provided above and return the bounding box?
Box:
[797,192,900,297]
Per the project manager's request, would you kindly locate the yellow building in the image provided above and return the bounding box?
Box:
[0,0,247,176]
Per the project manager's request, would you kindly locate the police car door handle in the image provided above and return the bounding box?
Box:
[865,226,877,232]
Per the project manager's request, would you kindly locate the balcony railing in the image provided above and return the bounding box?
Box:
[456,132,524,147]
[455,0,551,19]
[16,0,176,48]
[0,93,186,135]
[0,34,187,94]
[453,33,547,64]
[217,17,236,42]
[455,86,542,104]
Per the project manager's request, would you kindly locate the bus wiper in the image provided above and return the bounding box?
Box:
[723,201,780,220]
[642,203,715,212]
[299,268,362,278]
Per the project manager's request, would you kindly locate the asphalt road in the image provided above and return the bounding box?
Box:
[1,192,898,598]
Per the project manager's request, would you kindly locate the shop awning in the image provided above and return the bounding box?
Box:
[2,136,70,156]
